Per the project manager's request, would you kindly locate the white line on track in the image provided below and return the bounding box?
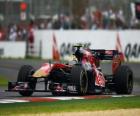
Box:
[43,96,84,100]
[112,95,135,97]
[0,99,29,103]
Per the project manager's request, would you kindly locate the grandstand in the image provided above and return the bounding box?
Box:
[0,0,139,28]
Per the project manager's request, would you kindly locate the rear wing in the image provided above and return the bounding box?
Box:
[90,49,122,60]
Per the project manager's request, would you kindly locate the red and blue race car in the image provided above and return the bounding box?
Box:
[7,45,133,96]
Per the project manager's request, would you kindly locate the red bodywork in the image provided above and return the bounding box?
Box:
[33,49,122,88]
[7,45,129,97]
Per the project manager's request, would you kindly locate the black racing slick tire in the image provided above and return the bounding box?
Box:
[17,65,36,96]
[71,65,88,95]
[114,65,133,94]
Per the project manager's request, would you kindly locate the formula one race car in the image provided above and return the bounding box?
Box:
[7,45,133,96]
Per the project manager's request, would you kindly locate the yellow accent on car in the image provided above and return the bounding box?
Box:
[33,69,49,78]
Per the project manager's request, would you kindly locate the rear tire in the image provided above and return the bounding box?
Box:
[17,65,36,96]
[114,65,133,94]
[71,65,88,95]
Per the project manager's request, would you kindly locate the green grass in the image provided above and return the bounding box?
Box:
[0,75,8,86]
[0,96,140,115]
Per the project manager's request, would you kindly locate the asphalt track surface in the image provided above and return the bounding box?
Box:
[0,59,140,99]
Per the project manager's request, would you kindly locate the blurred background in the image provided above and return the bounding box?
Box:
[0,0,140,41]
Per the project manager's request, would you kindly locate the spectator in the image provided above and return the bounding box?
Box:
[47,18,53,29]
[52,14,61,29]
[102,11,110,29]
[28,20,35,43]
[8,24,17,41]
[0,24,5,41]
[116,9,126,29]
[80,15,88,29]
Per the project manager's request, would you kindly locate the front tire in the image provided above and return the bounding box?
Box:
[114,65,133,94]
[71,65,88,95]
[17,65,36,96]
